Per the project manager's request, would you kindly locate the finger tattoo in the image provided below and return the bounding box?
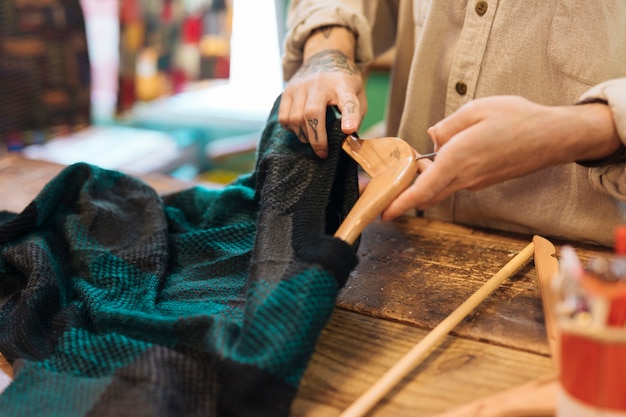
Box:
[345,101,356,114]
[298,126,308,141]
[307,119,319,142]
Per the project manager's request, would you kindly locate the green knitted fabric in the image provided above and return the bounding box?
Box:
[0,97,360,416]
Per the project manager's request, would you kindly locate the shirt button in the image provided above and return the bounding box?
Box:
[455,81,468,95]
[475,1,488,16]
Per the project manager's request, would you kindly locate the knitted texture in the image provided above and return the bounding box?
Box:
[0,96,360,416]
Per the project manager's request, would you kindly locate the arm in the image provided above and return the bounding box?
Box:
[279,26,365,158]
[381,88,626,220]
[279,1,373,158]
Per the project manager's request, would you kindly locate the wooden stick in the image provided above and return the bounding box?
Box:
[339,242,535,417]
[532,235,561,370]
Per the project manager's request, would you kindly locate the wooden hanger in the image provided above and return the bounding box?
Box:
[334,135,420,244]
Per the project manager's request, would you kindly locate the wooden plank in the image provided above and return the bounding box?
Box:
[291,308,554,417]
[337,217,611,356]
[0,154,65,213]
[0,154,197,213]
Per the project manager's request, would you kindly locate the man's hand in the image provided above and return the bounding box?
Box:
[278,26,367,158]
[381,95,621,219]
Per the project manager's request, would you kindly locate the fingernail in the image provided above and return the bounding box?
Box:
[427,126,439,147]
[343,119,357,132]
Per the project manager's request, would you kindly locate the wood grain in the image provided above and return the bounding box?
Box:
[291,308,554,417]
[433,372,558,417]
[0,154,197,214]
[338,218,611,356]
[338,243,535,417]
[338,218,547,354]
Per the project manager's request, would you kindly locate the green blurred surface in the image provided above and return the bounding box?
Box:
[361,70,390,133]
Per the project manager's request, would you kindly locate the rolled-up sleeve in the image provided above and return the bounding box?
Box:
[579,78,626,200]
[282,0,374,80]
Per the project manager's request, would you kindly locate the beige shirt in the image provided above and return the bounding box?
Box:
[283,0,626,246]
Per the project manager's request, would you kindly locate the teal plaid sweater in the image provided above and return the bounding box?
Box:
[0,97,360,416]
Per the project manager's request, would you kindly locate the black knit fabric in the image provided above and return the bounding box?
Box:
[0,96,360,416]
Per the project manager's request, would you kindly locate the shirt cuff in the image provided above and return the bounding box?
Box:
[578,77,626,150]
[587,164,626,202]
[578,78,626,200]
[575,98,626,167]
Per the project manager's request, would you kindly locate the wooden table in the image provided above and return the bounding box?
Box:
[0,154,612,416]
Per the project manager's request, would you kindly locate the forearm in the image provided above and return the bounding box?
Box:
[560,102,622,166]
[303,25,357,62]
[279,14,367,158]
[579,78,626,144]
[282,1,373,80]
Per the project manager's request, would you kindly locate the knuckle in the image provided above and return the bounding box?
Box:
[302,105,321,120]
[338,92,359,104]
[286,114,303,126]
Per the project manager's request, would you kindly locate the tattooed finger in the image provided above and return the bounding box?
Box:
[307,119,319,143]
[298,126,308,142]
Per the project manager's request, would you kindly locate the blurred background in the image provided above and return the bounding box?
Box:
[0,0,390,185]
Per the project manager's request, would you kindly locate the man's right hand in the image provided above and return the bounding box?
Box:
[278,26,367,158]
